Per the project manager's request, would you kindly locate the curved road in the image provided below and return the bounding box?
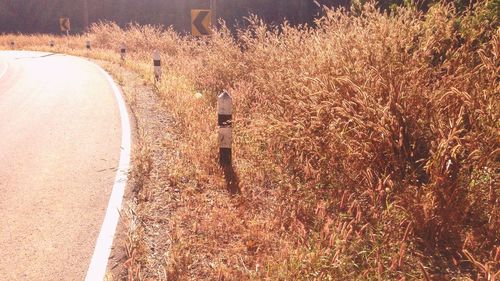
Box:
[0,51,130,280]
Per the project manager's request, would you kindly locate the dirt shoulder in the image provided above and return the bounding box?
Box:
[95,59,253,281]
[91,60,175,280]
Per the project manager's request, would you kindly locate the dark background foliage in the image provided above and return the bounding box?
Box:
[0,0,347,34]
[0,0,477,34]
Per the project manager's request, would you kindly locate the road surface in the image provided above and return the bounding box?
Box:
[0,51,130,280]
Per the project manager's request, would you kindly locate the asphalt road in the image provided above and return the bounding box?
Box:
[0,51,129,280]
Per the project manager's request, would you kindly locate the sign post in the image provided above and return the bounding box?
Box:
[210,0,217,28]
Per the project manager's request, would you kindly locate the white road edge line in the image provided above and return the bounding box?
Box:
[0,59,8,80]
[85,65,132,281]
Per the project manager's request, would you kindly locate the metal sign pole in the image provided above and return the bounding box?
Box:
[210,0,217,28]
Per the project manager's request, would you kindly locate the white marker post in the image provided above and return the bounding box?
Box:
[218,91,232,166]
[86,40,91,50]
[120,43,126,61]
[153,50,161,81]
[10,41,14,48]
[50,40,54,47]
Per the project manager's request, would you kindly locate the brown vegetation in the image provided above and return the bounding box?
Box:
[1,2,498,280]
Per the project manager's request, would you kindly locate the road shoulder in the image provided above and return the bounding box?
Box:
[92,60,174,280]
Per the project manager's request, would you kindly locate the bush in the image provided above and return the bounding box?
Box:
[87,3,497,279]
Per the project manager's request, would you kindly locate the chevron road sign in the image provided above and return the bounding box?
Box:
[191,10,212,36]
[59,17,70,33]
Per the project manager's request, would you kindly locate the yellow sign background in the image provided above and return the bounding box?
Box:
[191,10,212,36]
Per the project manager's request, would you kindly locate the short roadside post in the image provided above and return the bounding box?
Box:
[86,40,91,50]
[10,41,14,48]
[218,91,232,166]
[120,43,126,61]
[153,50,161,81]
[50,40,54,47]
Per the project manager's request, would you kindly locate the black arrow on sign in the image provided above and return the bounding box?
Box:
[193,11,210,35]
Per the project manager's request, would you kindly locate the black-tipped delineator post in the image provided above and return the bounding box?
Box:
[50,40,54,47]
[86,40,91,50]
[153,50,161,81]
[10,41,14,48]
[218,91,232,166]
[120,43,126,61]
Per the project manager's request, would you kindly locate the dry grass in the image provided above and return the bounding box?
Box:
[1,2,498,280]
